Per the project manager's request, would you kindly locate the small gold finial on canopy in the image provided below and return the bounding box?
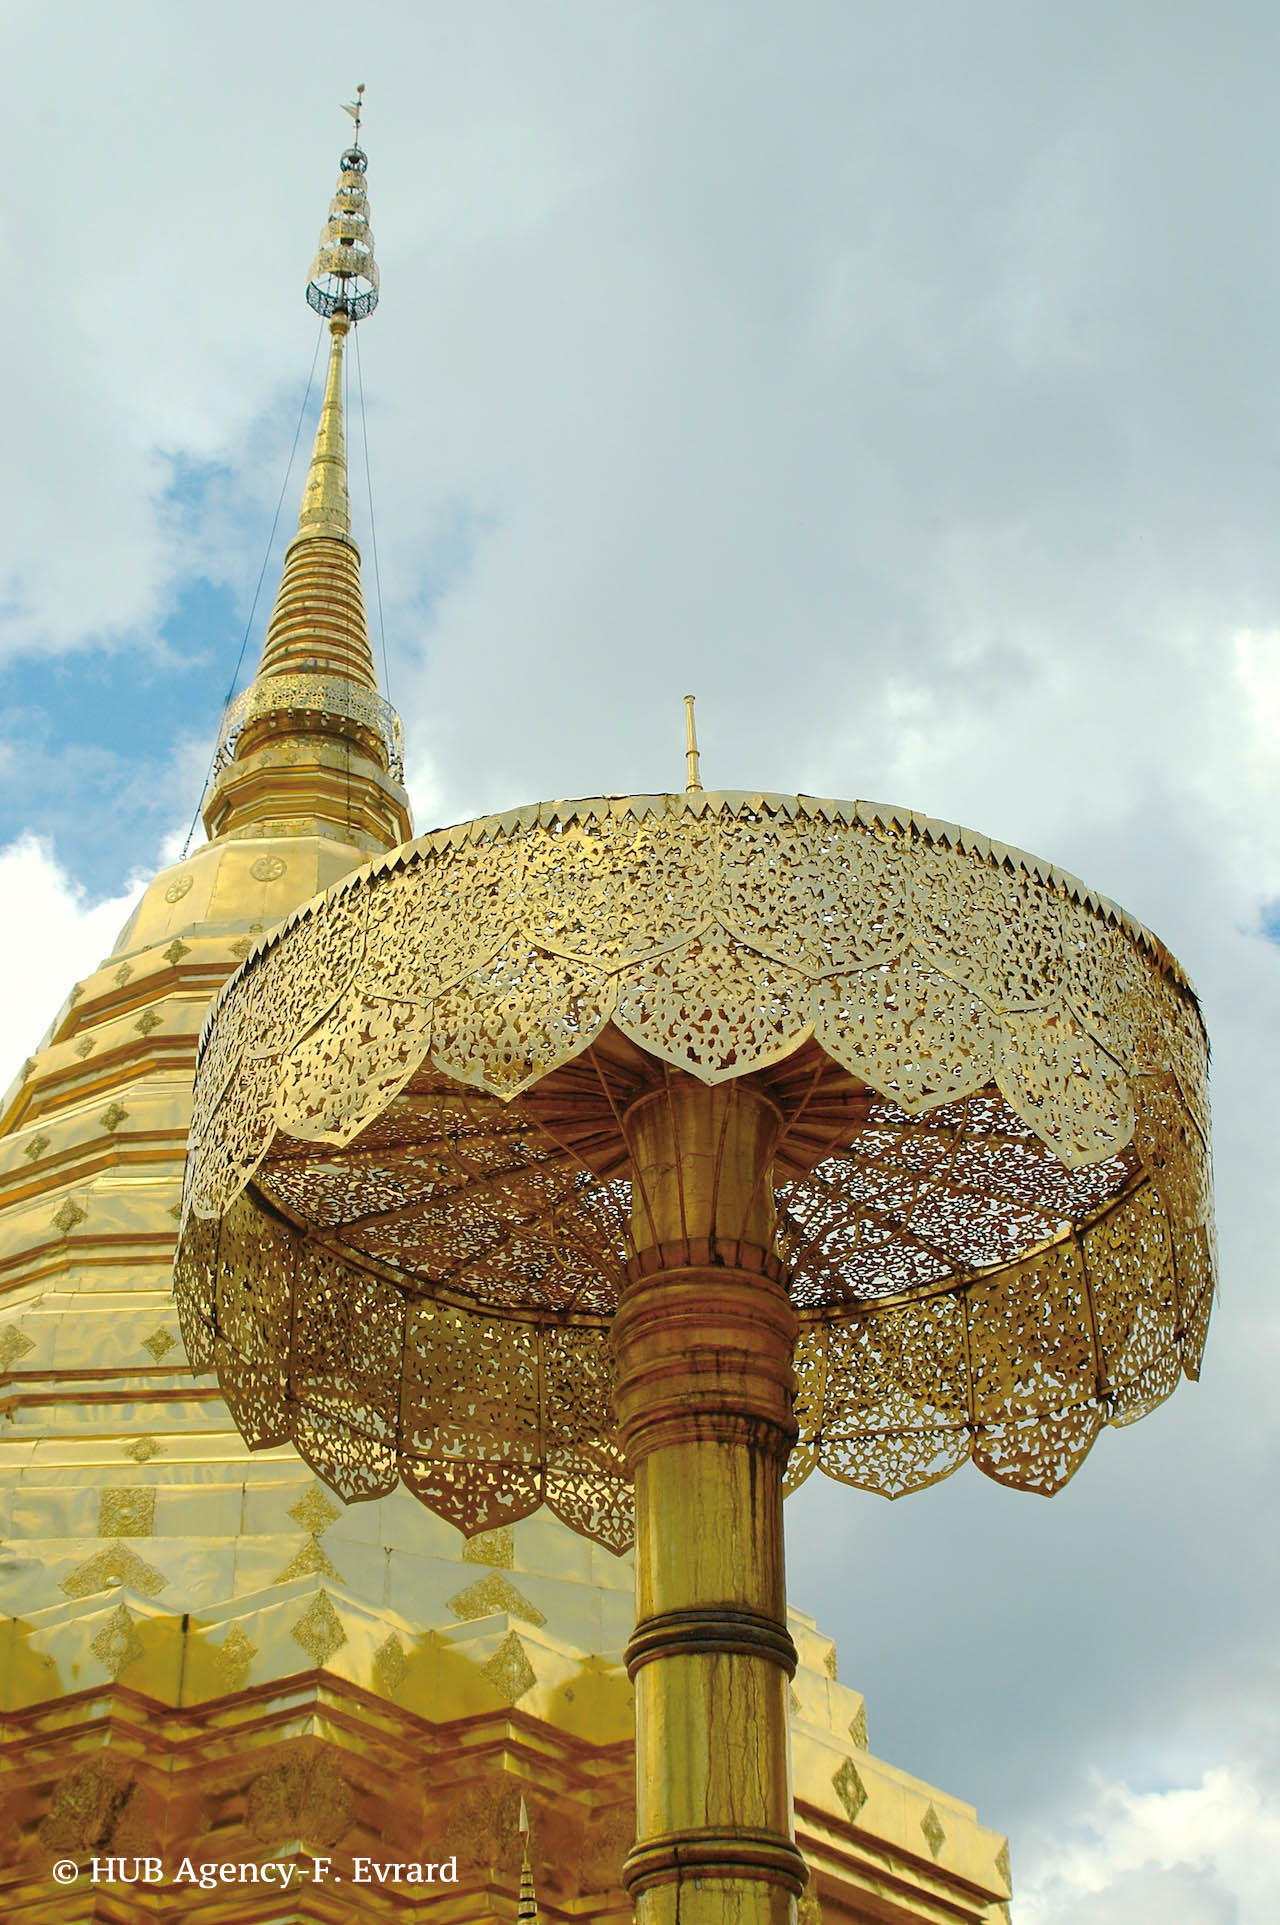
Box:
[683,693,703,792]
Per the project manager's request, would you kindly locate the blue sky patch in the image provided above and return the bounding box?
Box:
[0,574,245,893]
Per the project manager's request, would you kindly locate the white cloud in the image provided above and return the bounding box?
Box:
[1019,1758,1280,1923]
[1235,629,1280,777]
[0,837,141,1092]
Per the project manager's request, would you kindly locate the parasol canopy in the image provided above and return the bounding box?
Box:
[175,792,1213,1551]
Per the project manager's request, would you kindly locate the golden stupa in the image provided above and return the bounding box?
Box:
[0,111,1017,1922]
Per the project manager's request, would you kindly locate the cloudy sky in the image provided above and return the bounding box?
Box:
[4,3,1279,1916]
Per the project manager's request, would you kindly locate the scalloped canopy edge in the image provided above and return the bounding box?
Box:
[199,792,1199,1056]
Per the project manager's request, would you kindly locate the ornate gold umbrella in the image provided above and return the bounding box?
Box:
[176,786,1212,1925]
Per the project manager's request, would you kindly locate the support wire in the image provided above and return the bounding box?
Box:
[352,317,392,699]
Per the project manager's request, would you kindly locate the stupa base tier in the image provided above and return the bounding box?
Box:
[0,1665,1009,1924]
[0,1671,632,1924]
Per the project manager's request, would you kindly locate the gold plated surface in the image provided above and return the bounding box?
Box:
[175,791,1213,1542]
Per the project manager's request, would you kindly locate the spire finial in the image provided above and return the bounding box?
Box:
[296,114,382,536]
[342,82,366,143]
[684,694,703,793]
[307,93,379,323]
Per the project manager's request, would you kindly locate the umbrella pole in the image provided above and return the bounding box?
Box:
[614,1076,805,1925]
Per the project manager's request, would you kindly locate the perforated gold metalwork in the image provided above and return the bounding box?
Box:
[176,793,1213,1547]
[211,674,404,782]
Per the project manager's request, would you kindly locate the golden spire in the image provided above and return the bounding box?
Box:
[201,100,411,855]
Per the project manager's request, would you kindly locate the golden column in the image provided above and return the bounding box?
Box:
[616,1080,802,1924]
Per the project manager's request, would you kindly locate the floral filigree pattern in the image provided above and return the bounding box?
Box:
[175,793,1213,1547]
